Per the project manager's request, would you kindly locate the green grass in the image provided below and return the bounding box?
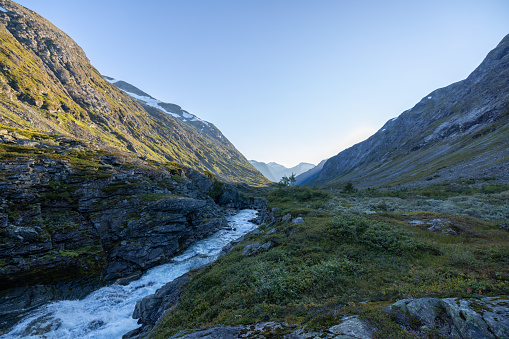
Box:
[150,185,509,338]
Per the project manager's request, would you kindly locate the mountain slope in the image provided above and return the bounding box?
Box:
[310,33,509,188]
[0,0,267,186]
[249,160,315,182]
[294,159,327,185]
[104,76,228,144]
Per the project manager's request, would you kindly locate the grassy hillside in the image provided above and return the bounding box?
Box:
[150,183,509,338]
[0,0,268,186]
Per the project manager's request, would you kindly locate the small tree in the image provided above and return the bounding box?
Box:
[278,175,290,188]
[289,173,296,186]
[278,173,297,188]
[342,182,357,194]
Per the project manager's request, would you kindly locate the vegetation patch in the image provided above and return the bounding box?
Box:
[151,184,509,338]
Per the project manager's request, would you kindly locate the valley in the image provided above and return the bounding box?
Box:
[0,0,508,338]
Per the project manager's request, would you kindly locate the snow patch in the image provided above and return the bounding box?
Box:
[428,96,432,99]
[107,79,214,128]
[381,128,386,132]
[0,7,8,13]
[104,77,119,84]
[118,88,180,118]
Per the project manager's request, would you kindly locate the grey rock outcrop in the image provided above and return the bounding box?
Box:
[124,275,192,339]
[130,296,509,338]
[0,149,267,334]
[133,275,191,326]
[166,326,245,339]
[328,316,372,338]
[242,241,274,256]
[391,296,509,338]
[146,318,372,339]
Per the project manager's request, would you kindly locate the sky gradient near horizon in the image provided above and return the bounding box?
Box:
[14,0,509,167]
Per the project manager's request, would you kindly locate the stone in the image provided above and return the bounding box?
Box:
[126,275,192,338]
[328,316,372,338]
[292,217,304,224]
[266,227,279,235]
[282,213,292,221]
[242,241,274,256]
[166,326,244,339]
[390,297,509,338]
[392,298,443,326]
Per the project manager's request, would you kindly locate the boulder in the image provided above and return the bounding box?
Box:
[328,316,372,338]
[133,274,191,326]
[242,241,274,256]
[390,297,509,338]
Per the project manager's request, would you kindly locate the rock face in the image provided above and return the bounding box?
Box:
[126,274,192,339]
[310,34,509,188]
[391,297,509,338]
[0,0,267,186]
[0,137,268,334]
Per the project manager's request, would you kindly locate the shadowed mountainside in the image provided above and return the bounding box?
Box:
[310,33,509,188]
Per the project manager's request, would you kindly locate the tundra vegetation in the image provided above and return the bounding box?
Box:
[151,181,509,338]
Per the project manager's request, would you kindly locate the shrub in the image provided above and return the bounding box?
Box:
[328,215,435,254]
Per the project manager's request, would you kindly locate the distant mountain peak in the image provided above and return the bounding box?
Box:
[249,160,316,182]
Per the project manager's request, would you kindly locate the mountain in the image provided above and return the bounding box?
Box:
[104,76,227,144]
[294,159,328,185]
[0,0,268,186]
[249,160,315,182]
[309,33,509,188]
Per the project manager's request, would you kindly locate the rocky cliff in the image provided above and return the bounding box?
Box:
[310,33,509,188]
[0,0,267,186]
[0,130,269,334]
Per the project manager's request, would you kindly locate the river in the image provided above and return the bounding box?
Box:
[2,209,258,339]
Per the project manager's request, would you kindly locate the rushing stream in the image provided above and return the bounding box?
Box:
[2,209,258,339]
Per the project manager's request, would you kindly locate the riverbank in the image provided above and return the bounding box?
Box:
[2,210,261,338]
[0,143,270,335]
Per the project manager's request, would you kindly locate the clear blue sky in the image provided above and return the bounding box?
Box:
[15,0,509,167]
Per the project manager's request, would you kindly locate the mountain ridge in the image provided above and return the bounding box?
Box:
[0,0,268,186]
[309,33,509,188]
[104,75,229,145]
[249,160,315,182]
[294,159,328,185]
